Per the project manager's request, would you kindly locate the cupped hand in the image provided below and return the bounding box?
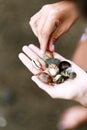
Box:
[18,44,87,107]
[29,1,79,53]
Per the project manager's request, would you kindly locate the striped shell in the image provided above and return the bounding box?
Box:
[32,59,42,70]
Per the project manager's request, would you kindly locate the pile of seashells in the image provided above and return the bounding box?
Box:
[32,51,77,84]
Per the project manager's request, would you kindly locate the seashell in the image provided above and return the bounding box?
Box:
[42,56,49,62]
[59,61,71,71]
[48,64,59,76]
[45,58,61,67]
[53,74,61,82]
[61,70,69,77]
[68,72,77,79]
[53,74,64,84]
[32,59,42,70]
[45,51,54,59]
[65,68,77,79]
[37,72,52,84]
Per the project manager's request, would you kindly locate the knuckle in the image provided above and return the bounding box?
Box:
[52,37,57,43]
[50,94,57,99]
[42,4,50,10]
[29,19,36,27]
[40,31,46,36]
[40,30,48,37]
[29,19,33,26]
[49,8,55,16]
[65,91,76,100]
[29,17,35,25]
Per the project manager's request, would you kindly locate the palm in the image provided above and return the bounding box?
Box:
[19,44,87,105]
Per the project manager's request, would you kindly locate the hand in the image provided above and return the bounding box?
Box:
[18,44,87,107]
[29,1,79,53]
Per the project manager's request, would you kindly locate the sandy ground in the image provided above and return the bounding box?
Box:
[0,0,87,130]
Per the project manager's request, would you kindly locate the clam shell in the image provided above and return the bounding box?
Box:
[37,72,52,84]
[32,59,42,70]
[48,64,59,76]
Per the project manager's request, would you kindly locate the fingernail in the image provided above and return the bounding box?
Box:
[80,33,87,42]
[57,121,69,130]
[50,44,55,51]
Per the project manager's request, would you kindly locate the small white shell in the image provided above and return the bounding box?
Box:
[32,59,42,70]
[48,64,59,76]
[53,74,61,82]
[48,68,58,76]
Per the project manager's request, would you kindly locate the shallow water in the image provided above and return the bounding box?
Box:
[0,0,87,130]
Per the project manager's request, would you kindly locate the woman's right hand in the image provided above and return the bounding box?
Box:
[29,1,79,53]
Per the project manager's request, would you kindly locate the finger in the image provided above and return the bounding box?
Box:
[29,19,38,37]
[58,106,87,130]
[28,44,43,58]
[29,11,42,37]
[37,15,55,53]
[49,21,69,49]
[28,44,67,62]
[22,45,45,69]
[18,53,40,74]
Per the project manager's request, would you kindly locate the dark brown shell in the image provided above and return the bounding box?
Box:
[45,51,53,59]
[37,72,52,84]
[59,61,71,71]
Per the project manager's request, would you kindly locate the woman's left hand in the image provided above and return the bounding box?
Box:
[18,44,87,107]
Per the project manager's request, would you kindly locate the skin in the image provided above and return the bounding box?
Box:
[58,106,87,129]
[18,44,87,107]
[29,1,79,53]
[58,38,87,130]
[19,1,87,129]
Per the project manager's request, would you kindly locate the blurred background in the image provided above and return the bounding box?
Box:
[0,0,87,130]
